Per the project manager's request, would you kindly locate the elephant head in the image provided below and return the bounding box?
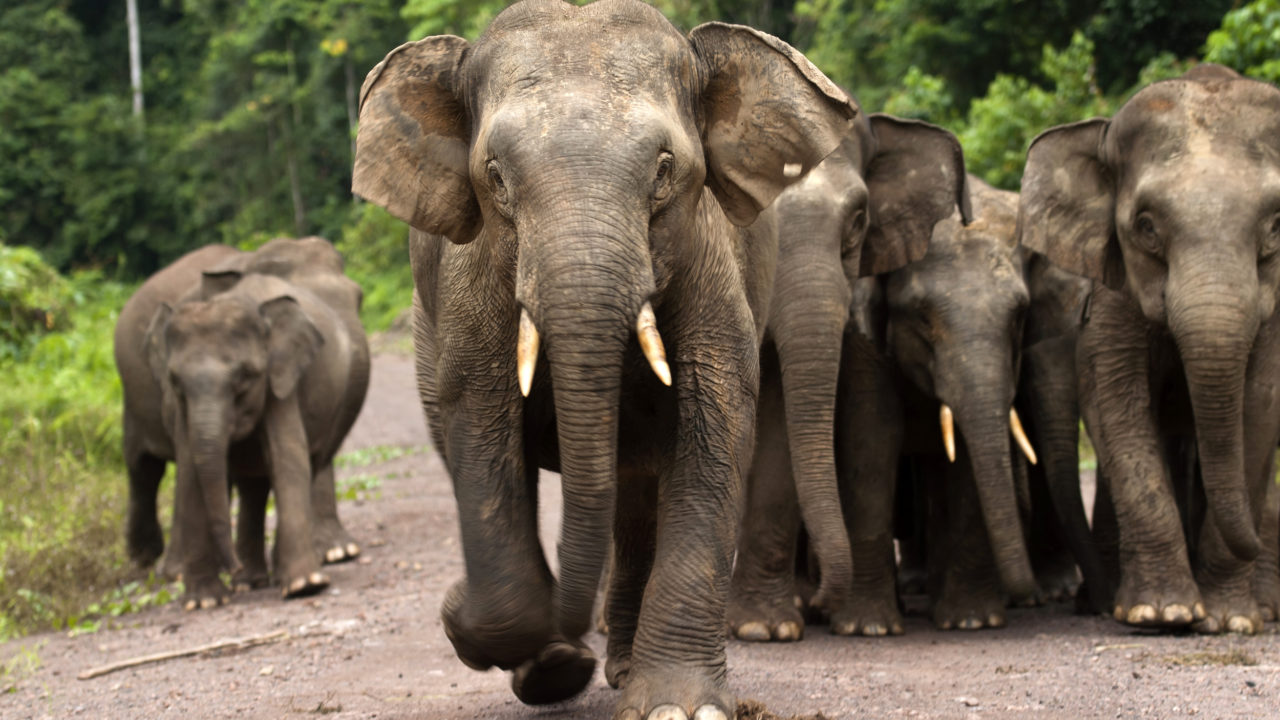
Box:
[768,114,969,608]
[144,272,324,580]
[352,0,856,640]
[1019,64,1280,560]
[876,176,1036,596]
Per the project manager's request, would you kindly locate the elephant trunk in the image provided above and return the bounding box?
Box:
[520,201,653,641]
[947,357,1036,597]
[188,396,240,574]
[772,255,853,609]
[1168,265,1261,560]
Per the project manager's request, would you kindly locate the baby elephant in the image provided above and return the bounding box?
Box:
[114,239,369,608]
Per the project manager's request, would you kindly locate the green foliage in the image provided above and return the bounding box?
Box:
[402,0,509,40]
[335,444,427,469]
[0,244,74,360]
[1204,0,1280,85]
[337,203,413,331]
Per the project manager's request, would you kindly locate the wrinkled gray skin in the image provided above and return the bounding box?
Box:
[1015,251,1101,610]
[728,117,970,642]
[1019,64,1280,633]
[843,177,1034,632]
[350,1,855,717]
[114,239,369,608]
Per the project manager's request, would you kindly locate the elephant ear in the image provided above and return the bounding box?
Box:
[1018,118,1123,289]
[259,296,325,400]
[352,35,480,244]
[200,269,242,299]
[860,114,971,276]
[143,303,174,386]
[690,23,858,227]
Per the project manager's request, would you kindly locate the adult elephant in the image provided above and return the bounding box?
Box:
[115,242,369,607]
[729,115,970,642]
[350,1,856,717]
[1019,63,1280,633]
[840,176,1036,632]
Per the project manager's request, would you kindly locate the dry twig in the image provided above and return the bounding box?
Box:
[78,629,290,680]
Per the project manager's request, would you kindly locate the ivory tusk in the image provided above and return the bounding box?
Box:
[940,404,956,463]
[636,302,672,386]
[1009,408,1038,465]
[517,308,539,397]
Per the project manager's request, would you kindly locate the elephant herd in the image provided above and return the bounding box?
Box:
[110,1,1280,719]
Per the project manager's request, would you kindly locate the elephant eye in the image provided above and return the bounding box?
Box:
[1261,214,1280,259]
[653,151,675,202]
[486,160,508,202]
[1132,212,1163,256]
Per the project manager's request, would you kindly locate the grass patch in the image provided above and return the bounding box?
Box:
[335,444,427,470]
[336,473,383,502]
[1164,649,1258,667]
[0,641,43,693]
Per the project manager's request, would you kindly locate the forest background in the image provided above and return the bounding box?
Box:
[1,0,1279,646]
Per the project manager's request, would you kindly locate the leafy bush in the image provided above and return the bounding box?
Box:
[338,202,414,332]
[1204,0,1280,84]
[0,244,74,361]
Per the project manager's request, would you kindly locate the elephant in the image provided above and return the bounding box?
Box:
[1018,63,1280,633]
[728,115,971,642]
[840,175,1036,632]
[113,239,369,608]
[349,1,856,717]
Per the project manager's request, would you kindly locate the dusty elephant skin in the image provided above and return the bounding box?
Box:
[350,1,856,718]
[113,238,370,609]
[839,176,1036,632]
[1019,63,1280,634]
[728,116,970,643]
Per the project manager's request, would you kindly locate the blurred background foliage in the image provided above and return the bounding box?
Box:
[2,0,1279,641]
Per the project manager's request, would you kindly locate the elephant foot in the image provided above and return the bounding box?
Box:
[126,520,165,568]
[1253,568,1280,623]
[1112,566,1203,629]
[1029,556,1080,606]
[897,564,927,596]
[613,664,733,720]
[182,574,230,611]
[510,640,597,705]
[933,575,1005,631]
[441,579,554,672]
[282,571,330,599]
[1192,582,1263,635]
[314,519,361,564]
[830,584,903,637]
[727,588,803,642]
[606,650,631,689]
[232,566,270,593]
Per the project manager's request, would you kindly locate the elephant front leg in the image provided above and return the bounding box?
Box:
[173,452,229,610]
[606,470,658,689]
[264,398,329,599]
[1082,289,1201,627]
[124,436,167,567]
[931,457,1006,631]
[729,363,805,643]
[1254,474,1280,622]
[830,337,904,636]
[311,460,361,563]
[615,340,754,720]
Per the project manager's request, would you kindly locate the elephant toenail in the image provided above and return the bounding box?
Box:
[1162,604,1192,624]
[863,623,886,637]
[648,704,688,720]
[693,706,728,720]
[346,543,360,557]
[200,597,218,610]
[958,617,981,630]
[326,548,344,563]
[615,710,642,720]
[891,621,904,635]
[1126,605,1157,624]
[184,599,198,612]
[1192,602,1207,620]
[987,613,1005,628]
[938,619,953,630]
[309,572,327,586]
[735,622,770,642]
[775,622,802,641]
[1113,605,1125,621]
[1226,616,1255,634]
[832,621,856,636]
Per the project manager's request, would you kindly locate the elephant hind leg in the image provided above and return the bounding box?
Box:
[233,475,270,592]
[606,469,657,688]
[126,450,168,567]
[311,461,361,563]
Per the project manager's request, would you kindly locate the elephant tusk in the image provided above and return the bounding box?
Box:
[1009,408,1038,465]
[939,404,956,463]
[636,302,672,386]
[517,308,539,397]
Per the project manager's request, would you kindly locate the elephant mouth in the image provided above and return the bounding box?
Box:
[515,301,672,397]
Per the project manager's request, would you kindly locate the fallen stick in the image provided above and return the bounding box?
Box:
[78,629,290,680]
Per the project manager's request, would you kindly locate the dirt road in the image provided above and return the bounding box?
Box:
[2,353,1277,719]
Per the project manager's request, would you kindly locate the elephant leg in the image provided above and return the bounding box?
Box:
[311,460,361,563]
[1194,316,1280,634]
[830,333,904,636]
[1082,289,1201,627]
[605,470,657,689]
[125,442,168,567]
[615,329,754,720]
[264,398,329,599]
[1084,468,1121,612]
[174,450,229,610]
[1254,467,1280,622]
[233,475,270,591]
[1026,461,1081,605]
[729,358,804,643]
[931,448,1006,631]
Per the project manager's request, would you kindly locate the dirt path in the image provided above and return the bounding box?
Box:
[2,353,1278,719]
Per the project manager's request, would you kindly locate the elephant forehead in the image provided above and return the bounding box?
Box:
[1111,80,1280,167]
